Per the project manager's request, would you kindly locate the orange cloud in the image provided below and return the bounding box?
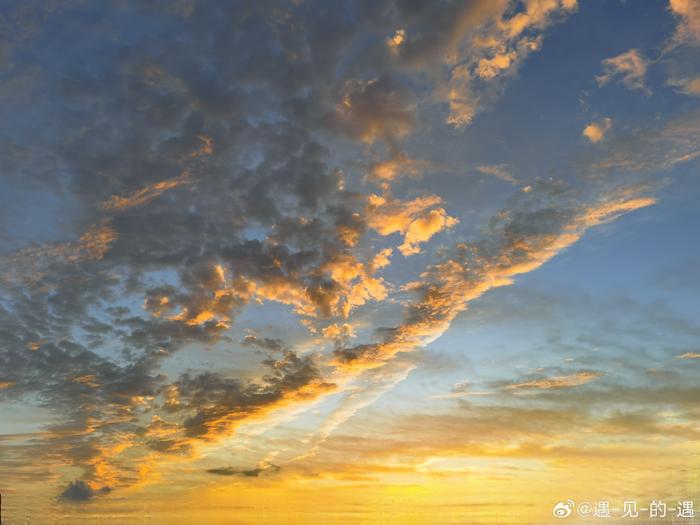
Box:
[504,371,602,390]
[322,323,357,340]
[669,0,700,45]
[582,117,613,143]
[366,194,458,256]
[368,153,430,182]
[334,191,655,371]
[102,171,191,211]
[0,223,117,285]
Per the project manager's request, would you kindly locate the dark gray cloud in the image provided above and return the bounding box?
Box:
[173,350,335,438]
[207,463,280,477]
[59,480,110,503]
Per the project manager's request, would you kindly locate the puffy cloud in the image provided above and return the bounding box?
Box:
[321,323,356,341]
[0,1,686,511]
[440,0,576,126]
[596,49,650,94]
[332,78,415,145]
[242,334,287,353]
[386,29,406,55]
[476,51,517,79]
[582,117,613,143]
[365,194,458,256]
[399,208,459,256]
[668,0,700,45]
[171,351,336,440]
[59,480,110,503]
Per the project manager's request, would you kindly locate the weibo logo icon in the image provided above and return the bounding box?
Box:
[552,500,575,518]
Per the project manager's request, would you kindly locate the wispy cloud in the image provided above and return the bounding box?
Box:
[597,49,651,94]
[476,164,517,184]
[675,352,700,359]
[504,371,603,390]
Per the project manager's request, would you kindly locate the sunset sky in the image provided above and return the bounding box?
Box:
[1,1,700,523]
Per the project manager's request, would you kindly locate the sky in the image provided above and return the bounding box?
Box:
[1,1,700,524]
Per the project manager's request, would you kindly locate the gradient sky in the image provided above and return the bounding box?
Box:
[1,1,700,524]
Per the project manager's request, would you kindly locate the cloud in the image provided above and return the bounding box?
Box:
[333,183,655,371]
[430,380,494,399]
[668,75,700,95]
[0,1,688,510]
[582,118,613,143]
[668,0,700,46]
[434,0,577,127]
[503,371,602,390]
[207,463,280,477]
[332,77,415,145]
[476,164,517,184]
[445,65,480,128]
[365,194,458,256]
[386,29,406,55]
[1,223,118,284]
[59,480,110,503]
[399,208,460,256]
[597,50,650,94]
[101,171,192,211]
[321,323,356,341]
[589,110,700,173]
[476,51,518,80]
[367,154,431,182]
[675,352,700,359]
[242,335,287,353]
[171,351,336,440]
[663,2,700,100]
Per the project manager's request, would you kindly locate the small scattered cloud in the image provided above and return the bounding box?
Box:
[582,117,613,143]
[386,29,406,55]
